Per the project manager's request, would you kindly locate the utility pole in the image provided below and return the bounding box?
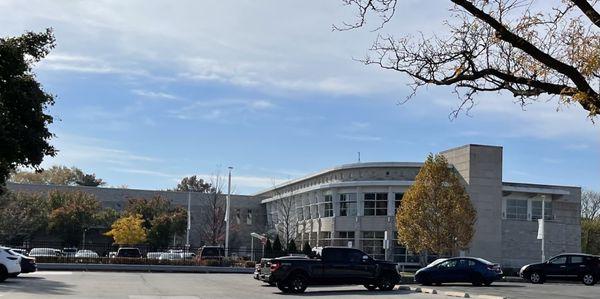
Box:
[225,166,233,257]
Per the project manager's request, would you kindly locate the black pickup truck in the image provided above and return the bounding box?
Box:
[268,246,400,293]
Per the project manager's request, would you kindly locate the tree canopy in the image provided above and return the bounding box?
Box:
[0,29,57,194]
[338,0,600,118]
[10,165,106,187]
[104,214,147,245]
[581,189,600,255]
[396,153,476,255]
[174,175,215,193]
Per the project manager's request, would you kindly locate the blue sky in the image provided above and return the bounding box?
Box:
[2,0,598,194]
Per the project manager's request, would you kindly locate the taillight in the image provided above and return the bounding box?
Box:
[270,261,282,272]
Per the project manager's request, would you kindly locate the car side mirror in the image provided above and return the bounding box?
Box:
[362,255,370,262]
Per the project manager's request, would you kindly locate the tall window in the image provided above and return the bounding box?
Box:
[394,193,404,212]
[339,193,357,216]
[506,199,528,220]
[296,207,304,220]
[335,231,355,247]
[532,201,553,220]
[324,195,333,217]
[235,209,241,224]
[361,231,385,260]
[364,193,388,216]
[319,231,332,246]
[246,209,253,225]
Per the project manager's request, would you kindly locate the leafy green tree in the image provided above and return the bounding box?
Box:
[272,235,283,257]
[0,29,57,194]
[175,175,215,193]
[302,241,312,256]
[47,190,102,246]
[105,214,147,245]
[75,173,105,187]
[94,207,120,229]
[0,191,50,243]
[125,196,187,247]
[124,196,170,229]
[396,153,476,256]
[582,218,600,255]
[264,239,273,258]
[287,239,297,254]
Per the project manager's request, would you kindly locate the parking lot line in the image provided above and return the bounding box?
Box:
[29,271,73,275]
[129,296,200,299]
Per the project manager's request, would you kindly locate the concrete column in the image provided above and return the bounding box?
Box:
[356,187,364,217]
[331,188,339,217]
[387,186,395,217]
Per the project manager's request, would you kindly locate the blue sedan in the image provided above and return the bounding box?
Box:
[415,257,503,286]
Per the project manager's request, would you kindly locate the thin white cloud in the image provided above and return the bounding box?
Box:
[169,98,275,121]
[132,89,177,100]
[336,134,382,142]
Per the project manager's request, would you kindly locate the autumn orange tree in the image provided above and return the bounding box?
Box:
[338,0,600,118]
[105,214,147,245]
[396,154,476,256]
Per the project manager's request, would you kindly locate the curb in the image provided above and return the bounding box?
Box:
[445,291,470,298]
[37,263,254,274]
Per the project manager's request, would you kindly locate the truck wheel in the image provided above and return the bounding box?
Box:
[582,273,596,286]
[276,281,291,293]
[377,275,396,291]
[364,284,378,291]
[288,274,308,293]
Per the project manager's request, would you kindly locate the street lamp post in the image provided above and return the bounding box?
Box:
[186,191,191,250]
[82,228,88,250]
[225,167,233,257]
[541,194,546,262]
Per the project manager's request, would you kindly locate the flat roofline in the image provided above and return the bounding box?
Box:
[253,162,423,196]
[5,182,254,198]
[439,143,503,154]
[502,181,580,189]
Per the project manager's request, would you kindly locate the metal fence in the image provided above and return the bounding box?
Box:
[2,241,266,265]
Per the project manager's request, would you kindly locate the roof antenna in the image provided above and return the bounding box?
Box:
[357,151,361,163]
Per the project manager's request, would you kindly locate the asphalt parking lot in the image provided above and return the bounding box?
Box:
[0,272,597,299]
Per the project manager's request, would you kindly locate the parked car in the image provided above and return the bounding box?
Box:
[198,246,225,260]
[519,253,600,286]
[415,257,503,286]
[10,249,28,256]
[256,258,273,284]
[181,252,196,260]
[0,247,21,282]
[116,247,142,258]
[108,251,117,258]
[268,246,400,293]
[147,252,164,259]
[29,248,61,257]
[75,250,99,258]
[62,247,78,257]
[158,252,183,261]
[9,249,36,277]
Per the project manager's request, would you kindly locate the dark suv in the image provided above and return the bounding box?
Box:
[519,253,600,285]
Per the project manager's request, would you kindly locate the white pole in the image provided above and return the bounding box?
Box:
[251,236,254,262]
[186,191,191,248]
[225,167,233,257]
[541,194,546,262]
